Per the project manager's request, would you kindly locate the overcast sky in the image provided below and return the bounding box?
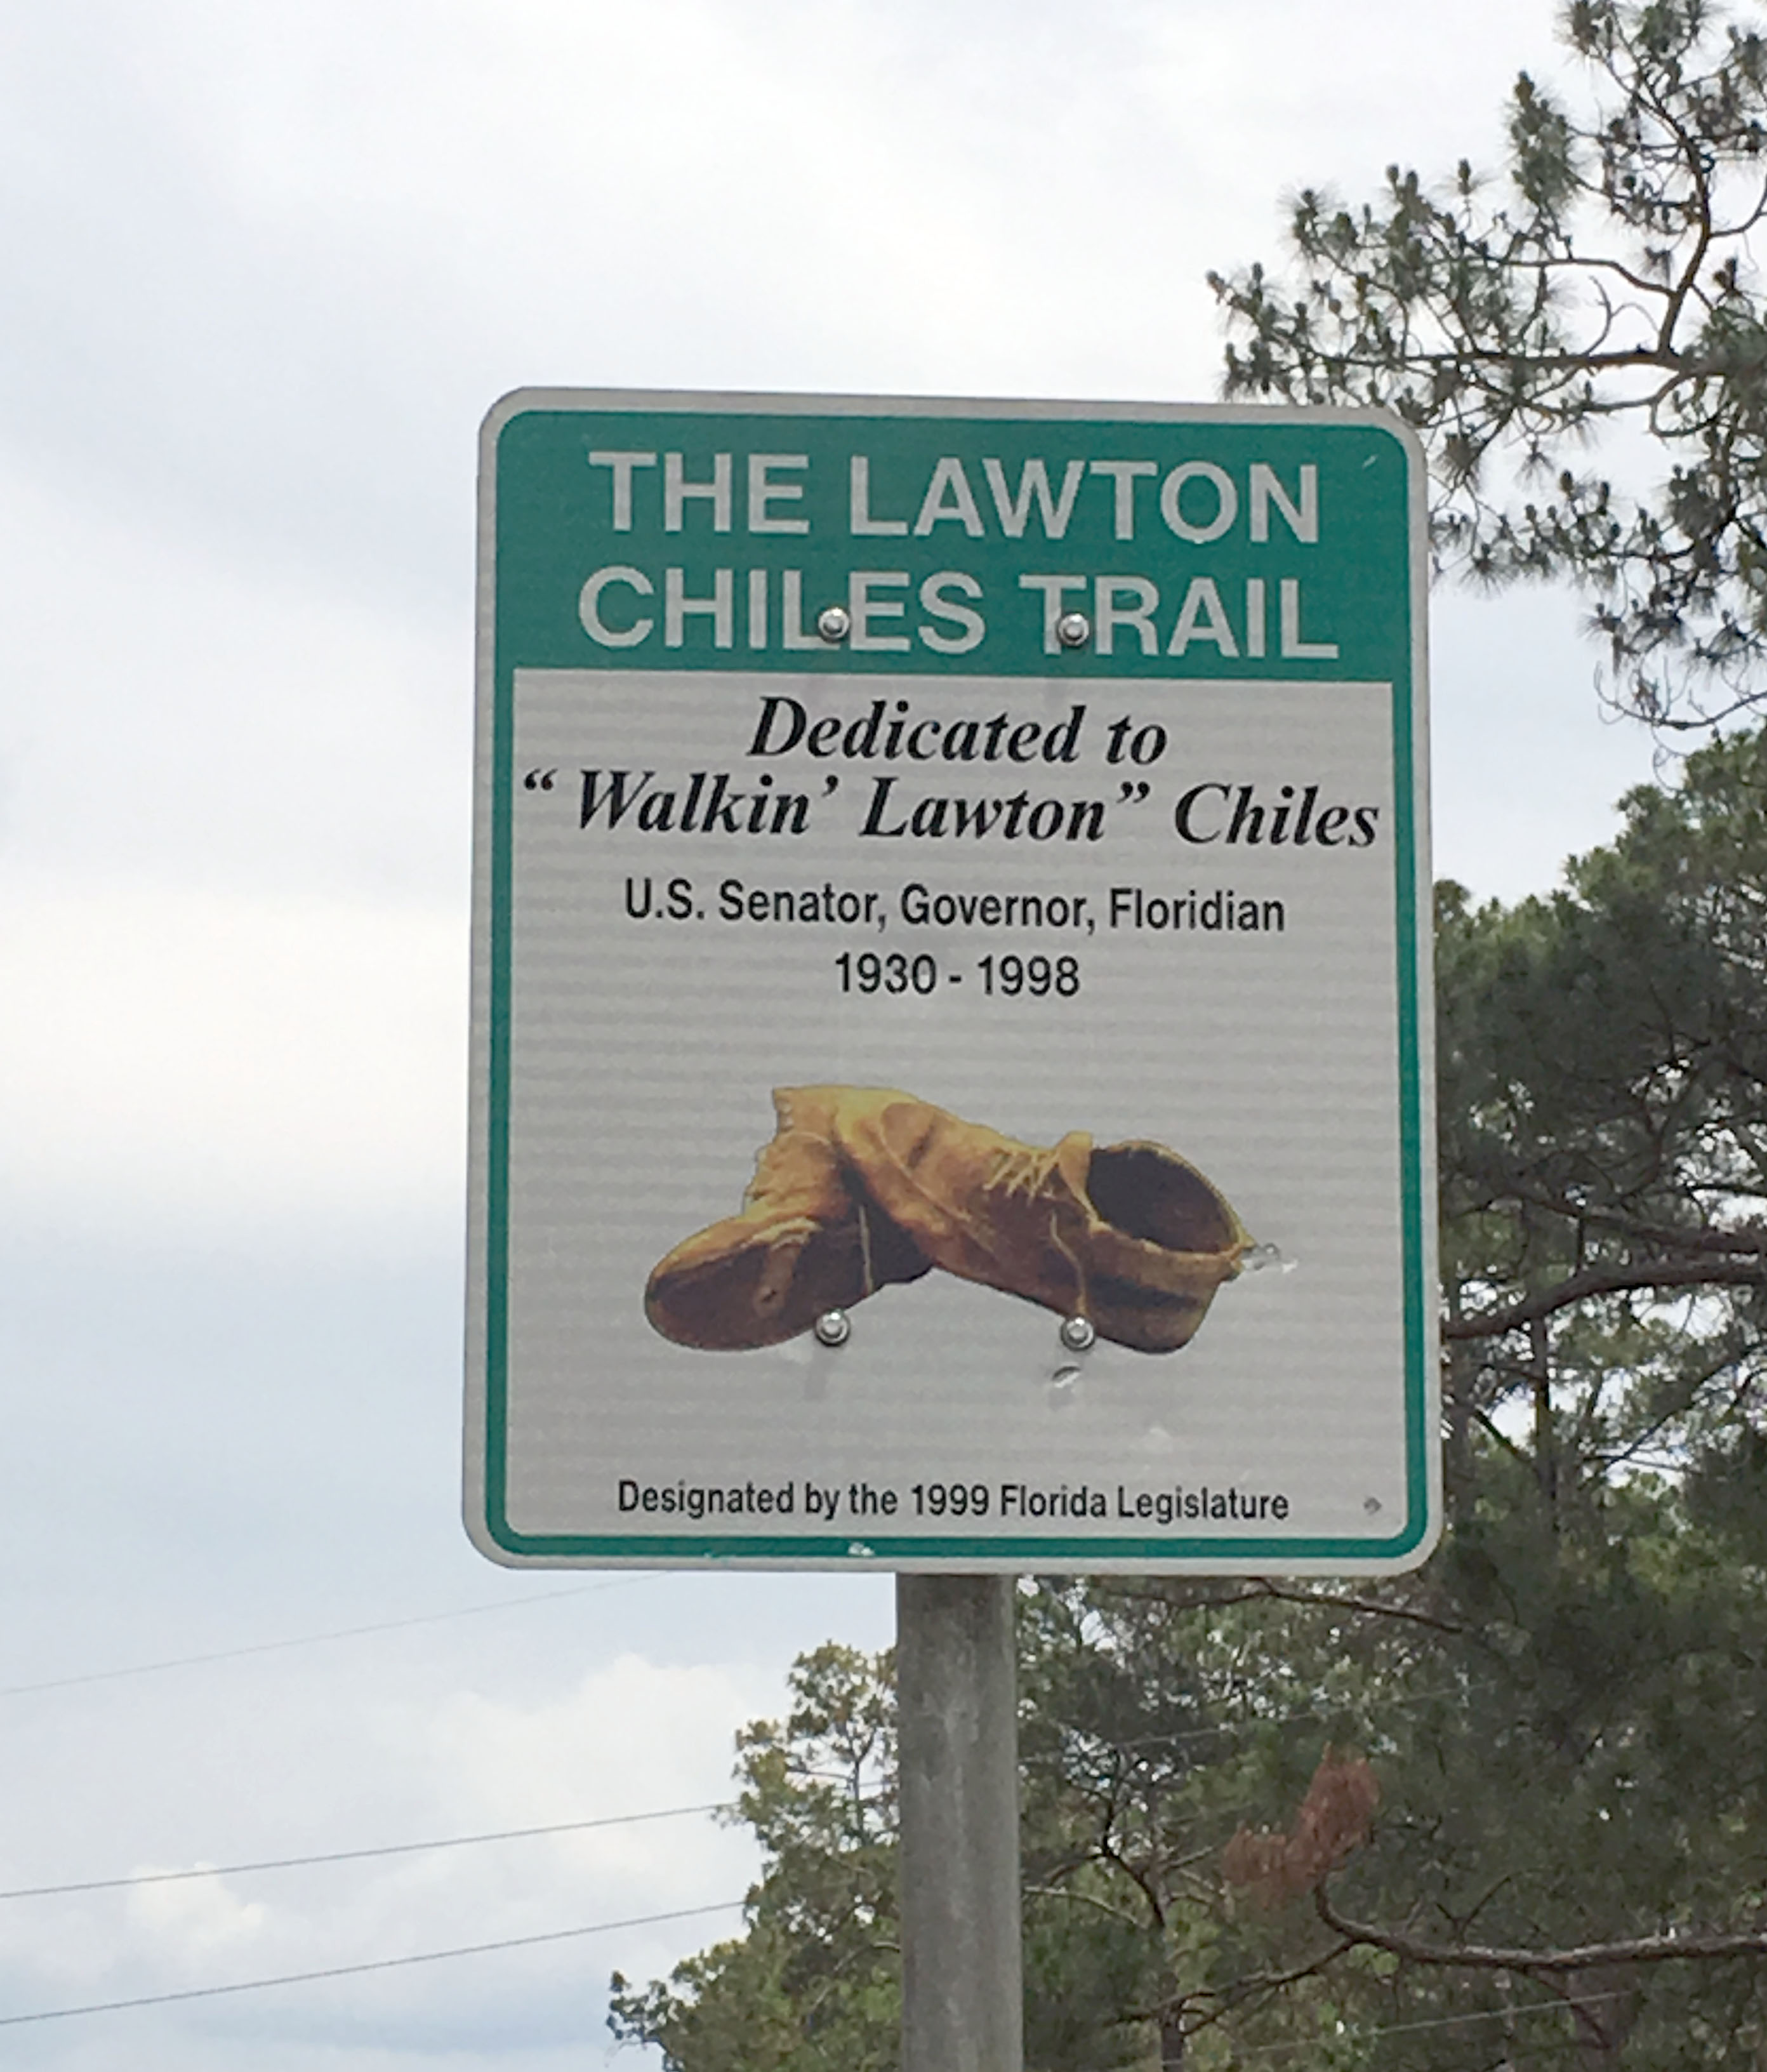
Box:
[0,3,1669,2067]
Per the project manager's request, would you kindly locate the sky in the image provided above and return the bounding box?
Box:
[0,1,1673,2066]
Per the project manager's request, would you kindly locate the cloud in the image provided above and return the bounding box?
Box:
[0,463,467,903]
[0,0,1563,597]
[128,1876,270,1962]
[0,1645,776,2068]
[0,877,464,1244]
[0,459,467,1244]
[421,1653,762,1839]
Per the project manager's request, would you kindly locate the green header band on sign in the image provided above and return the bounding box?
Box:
[490,397,1414,684]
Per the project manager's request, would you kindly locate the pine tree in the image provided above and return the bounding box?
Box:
[610,729,1767,2069]
[1211,1,1767,731]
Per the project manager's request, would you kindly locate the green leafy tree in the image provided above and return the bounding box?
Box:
[1075,731,1767,2067]
[1210,0,1767,729]
[611,19,1767,2047]
[609,1644,899,2072]
[609,729,1767,2071]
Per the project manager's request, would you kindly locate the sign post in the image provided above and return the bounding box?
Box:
[897,1573,1022,2072]
[466,386,1437,2064]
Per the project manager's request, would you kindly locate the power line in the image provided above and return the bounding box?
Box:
[0,1576,656,1699]
[0,1903,1642,2043]
[1235,1986,1631,2056]
[0,1801,736,1901]
[6,1784,1292,1912]
[0,1898,748,2029]
[0,1690,1475,1903]
[1097,1678,1493,1757]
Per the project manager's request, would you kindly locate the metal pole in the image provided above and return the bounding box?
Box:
[896,1572,1023,2072]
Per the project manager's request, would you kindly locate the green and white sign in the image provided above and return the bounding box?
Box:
[465,388,1438,1573]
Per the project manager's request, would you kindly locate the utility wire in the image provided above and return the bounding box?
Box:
[1235,1986,1631,2056]
[0,1691,1470,1902]
[8,1787,1292,1910]
[0,1899,748,2028]
[1098,1678,1493,1756]
[0,1909,1641,2043]
[0,1801,736,1901]
[0,1577,656,1699]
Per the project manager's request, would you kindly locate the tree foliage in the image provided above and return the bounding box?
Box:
[609,1643,899,2072]
[610,727,1767,2071]
[1210,1,1767,728]
[609,20,1767,2052]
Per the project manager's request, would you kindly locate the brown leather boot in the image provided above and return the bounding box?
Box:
[645,1089,932,1350]
[826,1087,1250,1352]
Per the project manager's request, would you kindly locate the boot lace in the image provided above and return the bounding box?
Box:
[983,1145,1062,1200]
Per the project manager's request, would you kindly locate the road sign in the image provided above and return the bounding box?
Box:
[465,388,1438,1573]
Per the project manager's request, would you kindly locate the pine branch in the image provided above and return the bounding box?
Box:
[1096,1577,1463,1635]
[1510,1192,1767,1256]
[1161,1936,1355,2038]
[1443,1257,1766,1338]
[1316,1882,1767,1970]
[1024,1882,1148,1929]
[1246,1581,1466,1637]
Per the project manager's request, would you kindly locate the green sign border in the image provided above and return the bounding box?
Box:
[467,388,1439,1572]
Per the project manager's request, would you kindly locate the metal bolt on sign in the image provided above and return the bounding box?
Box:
[1055,609,1092,648]
[816,603,852,642]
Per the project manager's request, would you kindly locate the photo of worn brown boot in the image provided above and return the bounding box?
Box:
[645,1088,932,1350]
[826,1087,1250,1353]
